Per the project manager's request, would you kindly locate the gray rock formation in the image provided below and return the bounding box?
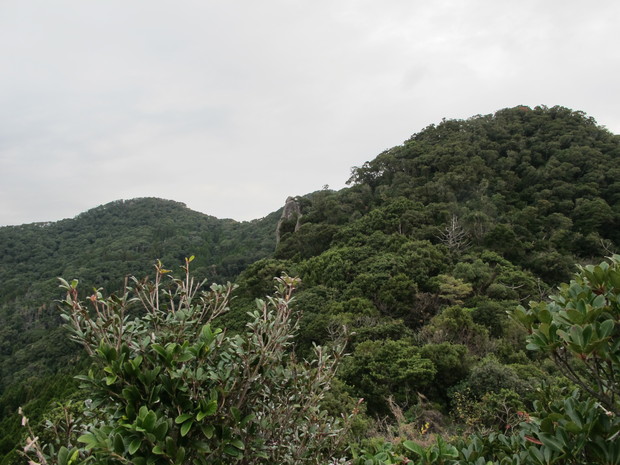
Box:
[275,196,302,246]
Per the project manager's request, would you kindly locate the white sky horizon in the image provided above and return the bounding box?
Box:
[2,1,619,226]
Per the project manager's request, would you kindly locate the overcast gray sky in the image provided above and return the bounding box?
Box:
[1,1,619,225]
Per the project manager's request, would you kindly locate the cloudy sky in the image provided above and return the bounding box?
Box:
[1,1,619,225]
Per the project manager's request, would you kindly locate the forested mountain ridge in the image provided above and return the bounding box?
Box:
[276,105,619,282]
[0,198,281,457]
[246,105,620,422]
[0,197,280,301]
[1,105,619,463]
[0,197,281,382]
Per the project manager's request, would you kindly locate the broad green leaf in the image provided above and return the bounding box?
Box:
[229,438,245,450]
[564,421,582,433]
[193,441,211,453]
[402,440,424,456]
[576,299,587,315]
[175,413,193,424]
[593,265,606,284]
[151,344,167,359]
[204,399,217,416]
[113,433,125,454]
[121,385,140,403]
[582,324,593,346]
[180,420,193,437]
[154,421,168,441]
[528,445,544,464]
[165,437,176,455]
[240,413,255,427]
[608,269,620,289]
[444,445,459,458]
[129,439,141,455]
[143,411,156,433]
[600,319,614,338]
[538,433,565,453]
[223,444,241,457]
[569,326,584,347]
[592,294,606,308]
[230,406,242,422]
[538,308,552,324]
[175,446,186,465]
[526,342,542,351]
[58,446,69,465]
[78,433,98,450]
[201,424,214,439]
[566,308,585,324]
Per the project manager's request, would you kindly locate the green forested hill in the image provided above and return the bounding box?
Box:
[0,198,280,457]
[249,105,620,417]
[277,105,619,279]
[2,105,619,462]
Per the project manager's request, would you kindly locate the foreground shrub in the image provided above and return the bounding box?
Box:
[23,258,352,465]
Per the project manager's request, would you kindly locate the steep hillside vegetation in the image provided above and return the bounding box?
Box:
[278,106,619,277]
[2,105,619,463]
[245,105,620,418]
[0,198,279,457]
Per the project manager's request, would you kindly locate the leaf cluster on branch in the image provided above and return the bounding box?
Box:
[23,258,353,465]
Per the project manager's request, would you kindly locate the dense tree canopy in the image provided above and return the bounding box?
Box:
[2,105,620,463]
[0,198,280,460]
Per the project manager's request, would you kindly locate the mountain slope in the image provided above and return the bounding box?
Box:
[2,105,619,460]
[0,198,280,458]
[261,105,620,417]
[0,197,280,386]
[277,106,620,282]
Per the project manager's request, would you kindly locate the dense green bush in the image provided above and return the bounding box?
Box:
[340,339,436,415]
[22,259,353,465]
[6,105,620,462]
